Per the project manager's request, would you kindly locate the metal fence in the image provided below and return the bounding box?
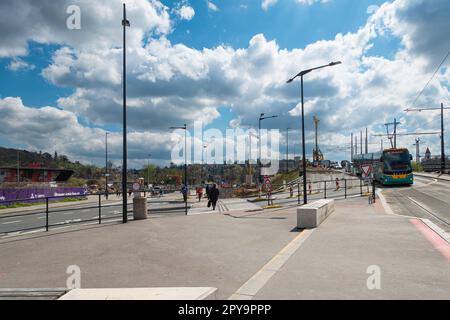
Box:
[0,189,181,236]
[240,177,376,207]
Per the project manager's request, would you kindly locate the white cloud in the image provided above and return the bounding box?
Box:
[262,0,278,11]
[6,58,35,72]
[296,0,330,5]
[1,0,449,164]
[0,0,172,58]
[176,5,195,21]
[367,5,380,14]
[0,97,175,166]
[207,1,219,12]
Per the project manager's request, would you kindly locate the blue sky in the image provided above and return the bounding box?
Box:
[0,0,449,167]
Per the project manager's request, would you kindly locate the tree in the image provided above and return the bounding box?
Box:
[224,165,245,185]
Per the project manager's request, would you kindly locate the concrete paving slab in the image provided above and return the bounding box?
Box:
[253,198,450,300]
[58,287,217,300]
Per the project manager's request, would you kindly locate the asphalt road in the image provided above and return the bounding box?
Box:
[381,175,450,232]
[0,196,187,236]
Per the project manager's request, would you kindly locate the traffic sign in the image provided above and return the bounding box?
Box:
[361,164,372,178]
[263,176,273,192]
[132,182,141,191]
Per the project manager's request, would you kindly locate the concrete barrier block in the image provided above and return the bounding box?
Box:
[133,196,148,220]
[297,199,335,229]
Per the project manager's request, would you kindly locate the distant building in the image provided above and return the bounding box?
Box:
[0,166,74,183]
[424,147,431,161]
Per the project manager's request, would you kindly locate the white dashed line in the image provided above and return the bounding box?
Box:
[2,220,22,225]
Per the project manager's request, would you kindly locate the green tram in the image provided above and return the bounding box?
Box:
[353,148,413,185]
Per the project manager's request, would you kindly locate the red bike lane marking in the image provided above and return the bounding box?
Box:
[410,218,450,262]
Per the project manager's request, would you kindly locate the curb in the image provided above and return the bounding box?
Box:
[414,172,450,182]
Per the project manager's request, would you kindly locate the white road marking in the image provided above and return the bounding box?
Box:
[228,229,315,300]
[2,220,22,225]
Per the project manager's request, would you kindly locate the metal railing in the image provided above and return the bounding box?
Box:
[239,177,376,207]
[0,189,180,236]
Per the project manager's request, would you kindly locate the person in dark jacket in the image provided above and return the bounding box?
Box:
[209,184,220,211]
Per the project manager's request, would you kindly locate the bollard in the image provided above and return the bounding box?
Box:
[133,195,148,220]
[46,197,49,232]
[98,194,102,224]
[324,181,327,199]
[372,179,376,203]
[344,179,347,199]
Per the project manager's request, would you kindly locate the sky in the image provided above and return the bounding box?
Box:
[0,0,449,168]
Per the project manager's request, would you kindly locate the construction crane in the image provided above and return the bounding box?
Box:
[313,116,324,161]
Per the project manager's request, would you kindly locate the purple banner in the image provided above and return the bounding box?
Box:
[0,187,88,205]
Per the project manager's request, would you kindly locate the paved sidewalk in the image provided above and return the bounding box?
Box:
[0,197,448,299]
[188,197,262,215]
[251,198,450,300]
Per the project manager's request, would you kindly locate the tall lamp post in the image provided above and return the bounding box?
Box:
[286,128,291,173]
[147,153,152,189]
[258,113,278,183]
[121,3,130,223]
[105,132,109,200]
[170,124,188,215]
[287,61,341,205]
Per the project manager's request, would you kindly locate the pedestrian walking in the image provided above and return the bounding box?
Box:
[205,184,211,200]
[267,191,274,206]
[335,177,340,191]
[308,181,312,194]
[289,185,294,198]
[181,184,188,202]
[196,186,203,202]
[209,184,220,211]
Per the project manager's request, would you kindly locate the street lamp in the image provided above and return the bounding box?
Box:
[258,113,278,183]
[121,3,130,223]
[105,132,109,200]
[147,153,152,190]
[286,61,341,205]
[170,124,188,215]
[286,128,291,173]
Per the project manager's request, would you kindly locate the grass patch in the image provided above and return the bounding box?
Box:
[263,205,284,209]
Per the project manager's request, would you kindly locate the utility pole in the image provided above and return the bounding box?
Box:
[286,128,290,173]
[105,132,109,200]
[405,103,449,174]
[394,118,397,148]
[122,3,130,223]
[413,138,420,164]
[147,154,152,188]
[365,128,368,154]
[360,131,363,155]
[355,135,358,155]
[384,119,400,149]
[351,133,353,162]
[441,103,445,174]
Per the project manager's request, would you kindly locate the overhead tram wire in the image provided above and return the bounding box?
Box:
[409,50,450,110]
